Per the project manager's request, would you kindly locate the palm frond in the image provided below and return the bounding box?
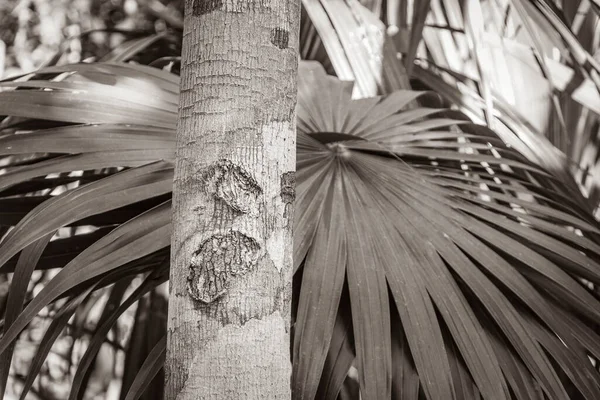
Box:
[294,60,600,399]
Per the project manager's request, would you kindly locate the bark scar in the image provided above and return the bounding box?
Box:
[280,171,295,204]
[270,28,289,49]
[201,159,262,214]
[193,0,271,14]
[192,0,223,15]
[280,171,295,219]
[188,231,261,303]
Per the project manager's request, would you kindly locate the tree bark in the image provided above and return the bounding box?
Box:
[165,0,299,398]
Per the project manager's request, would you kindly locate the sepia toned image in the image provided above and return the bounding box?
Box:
[1,1,600,399]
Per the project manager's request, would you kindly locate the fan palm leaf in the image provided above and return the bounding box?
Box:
[294,61,600,400]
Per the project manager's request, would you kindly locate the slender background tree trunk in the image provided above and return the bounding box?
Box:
[165,0,299,398]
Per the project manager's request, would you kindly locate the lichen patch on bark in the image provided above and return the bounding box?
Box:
[188,231,261,303]
[266,232,286,274]
[200,159,262,214]
[262,121,294,161]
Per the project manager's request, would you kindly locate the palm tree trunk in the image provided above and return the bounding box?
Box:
[164,0,299,399]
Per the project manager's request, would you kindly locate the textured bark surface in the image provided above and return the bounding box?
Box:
[165,0,299,398]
